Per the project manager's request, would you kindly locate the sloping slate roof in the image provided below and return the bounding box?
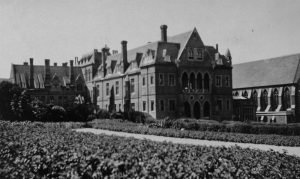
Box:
[232,53,300,89]
[12,65,83,88]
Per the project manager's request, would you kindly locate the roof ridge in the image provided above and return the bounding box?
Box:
[234,53,300,65]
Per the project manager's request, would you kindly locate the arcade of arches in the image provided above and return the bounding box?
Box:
[233,86,295,123]
[183,101,210,119]
[181,72,210,90]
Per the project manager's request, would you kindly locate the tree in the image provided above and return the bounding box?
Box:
[0,81,22,120]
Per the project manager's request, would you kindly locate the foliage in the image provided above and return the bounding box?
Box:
[1,121,300,178]
[149,118,300,136]
[90,119,300,146]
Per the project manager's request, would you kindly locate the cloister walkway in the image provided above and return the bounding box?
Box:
[75,128,300,157]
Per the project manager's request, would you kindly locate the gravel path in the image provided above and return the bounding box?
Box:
[75,128,300,157]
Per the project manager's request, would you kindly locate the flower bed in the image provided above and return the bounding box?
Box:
[89,119,300,146]
[1,121,300,178]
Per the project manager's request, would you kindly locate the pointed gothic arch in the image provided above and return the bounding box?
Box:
[182,72,188,89]
[204,73,210,90]
[197,73,202,89]
[184,101,191,117]
[194,101,201,119]
[271,88,279,111]
[190,73,195,89]
[282,87,291,111]
[260,89,268,111]
[204,101,210,117]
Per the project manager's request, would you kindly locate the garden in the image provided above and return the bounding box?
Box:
[1,121,300,178]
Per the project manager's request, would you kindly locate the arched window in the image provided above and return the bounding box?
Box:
[204,101,210,117]
[197,73,202,89]
[282,87,291,111]
[204,73,210,90]
[182,72,188,89]
[271,88,279,111]
[242,91,248,98]
[234,91,239,96]
[184,101,191,117]
[190,73,195,89]
[252,90,258,107]
[194,101,200,119]
[260,89,268,111]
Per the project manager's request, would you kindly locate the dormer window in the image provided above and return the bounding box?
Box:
[187,48,193,59]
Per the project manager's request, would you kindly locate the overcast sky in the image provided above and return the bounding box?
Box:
[0,0,300,78]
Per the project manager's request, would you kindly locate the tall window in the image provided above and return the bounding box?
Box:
[160,100,164,111]
[159,73,164,86]
[271,89,279,111]
[142,77,146,86]
[252,90,258,107]
[215,75,222,87]
[282,87,291,110]
[261,90,268,111]
[106,83,109,96]
[143,101,146,111]
[130,78,135,93]
[150,75,154,85]
[169,100,175,111]
[168,74,175,86]
[197,73,202,89]
[150,100,155,111]
[190,73,195,89]
[115,81,119,95]
[182,72,188,89]
[96,85,100,97]
[204,73,210,90]
[225,75,230,87]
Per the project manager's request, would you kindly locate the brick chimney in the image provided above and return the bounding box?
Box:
[44,59,51,88]
[29,58,34,88]
[160,24,168,42]
[216,44,218,52]
[101,46,109,77]
[121,40,128,73]
[54,62,57,66]
[69,60,75,85]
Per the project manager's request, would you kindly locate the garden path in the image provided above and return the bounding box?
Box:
[75,128,300,157]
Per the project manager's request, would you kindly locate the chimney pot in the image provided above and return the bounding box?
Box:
[23,62,28,65]
[69,60,75,85]
[160,24,168,42]
[216,44,218,52]
[54,63,57,66]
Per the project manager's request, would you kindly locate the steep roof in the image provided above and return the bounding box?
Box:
[11,64,83,88]
[232,53,300,89]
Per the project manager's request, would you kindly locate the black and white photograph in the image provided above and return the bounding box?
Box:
[0,0,300,178]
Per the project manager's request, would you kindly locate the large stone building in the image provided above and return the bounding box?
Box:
[232,54,300,124]
[9,25,233,120]
[10,58,86,107]
[91,25,233,120]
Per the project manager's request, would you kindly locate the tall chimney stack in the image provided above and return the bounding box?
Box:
[29,58,34,88]
[121,40,128,73]
[101,46,109,77]
[44,59,51,88]
[216,44,218,52]
[69,60,75,85]
[160,24,168,42]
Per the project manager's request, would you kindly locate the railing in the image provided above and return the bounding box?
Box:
[182,88,210,94]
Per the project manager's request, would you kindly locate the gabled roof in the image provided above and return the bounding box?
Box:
[232,53,300,89]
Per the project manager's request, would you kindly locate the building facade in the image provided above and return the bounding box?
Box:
[10,25,233,120]
[10,58,87,108]
[232,54,300,124]
[92,25,233,120]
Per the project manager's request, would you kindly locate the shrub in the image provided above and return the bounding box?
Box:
[1,121,300,178]
[96,109,110,119]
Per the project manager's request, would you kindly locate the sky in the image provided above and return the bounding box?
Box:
[0,0,300,78]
